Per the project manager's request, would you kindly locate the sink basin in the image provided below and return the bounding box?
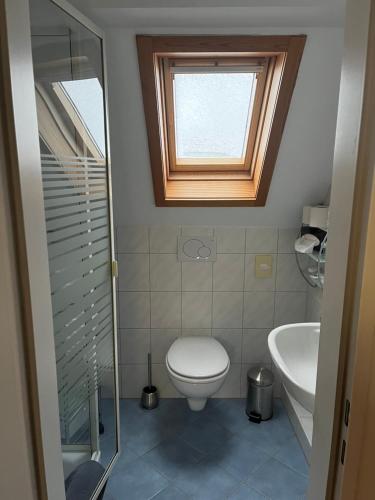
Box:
[268,323,320,413]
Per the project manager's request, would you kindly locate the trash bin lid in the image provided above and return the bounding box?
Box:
[247,366,274,386]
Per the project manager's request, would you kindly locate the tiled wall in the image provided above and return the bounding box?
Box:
[116,225,309,399]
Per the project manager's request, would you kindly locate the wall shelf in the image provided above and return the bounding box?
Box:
[296,234,327,288]
[307,251,326,264]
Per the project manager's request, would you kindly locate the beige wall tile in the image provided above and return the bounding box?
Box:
[118,253,149,291]
[213,292,243,329]
[246,227,278,253]
[119,291,150,328]
[243,292,275,328]
[182,261,212,291]
[117,225,149,253]
[215,226,245,253]
[150,253,181,291]
[151,292,181,328]
[213,254,245,291]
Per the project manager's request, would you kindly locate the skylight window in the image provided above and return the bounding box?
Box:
[161,56,267,173]
[137,35,306,206]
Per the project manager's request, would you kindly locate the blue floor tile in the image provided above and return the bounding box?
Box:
[99,433,117,467]
[106,457,169,500]
[101,398,117,427]
[227,484,268,500]
[123,410,181,456]
[207,434,271,481]
[204,399,251,435]
[179,415,233,455]
[124,421,171,456]
[171,457,239,499]
[111,445,139,469]
[98,398,118,467]
[238,411,295,456]
[102,491,116,500]
[247,457,308,500]
[143,436,205,480]
[147,399,199,433]
[275,435,309,477]
[152,485,192,500]
[120,398,153,422]
[121,399,200,456]
[104,399,309,500]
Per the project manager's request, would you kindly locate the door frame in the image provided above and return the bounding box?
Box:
[1,0,65,498]
[308,0,372,498]
[1,0,120,498]
[326,0,375,497]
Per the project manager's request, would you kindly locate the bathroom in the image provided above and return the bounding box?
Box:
[1,0,375,499]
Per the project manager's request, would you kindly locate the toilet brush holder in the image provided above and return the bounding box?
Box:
[141,353,159,410]
[141,385,159,410]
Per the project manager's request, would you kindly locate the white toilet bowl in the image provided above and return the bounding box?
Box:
[166,336,230,411]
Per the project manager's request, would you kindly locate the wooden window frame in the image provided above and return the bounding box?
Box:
[162,56,269,174]
[137,35,306,207]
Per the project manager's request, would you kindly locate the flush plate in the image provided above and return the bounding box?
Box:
[178,236,217,262]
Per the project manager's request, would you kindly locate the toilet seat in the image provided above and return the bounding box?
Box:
[166,359,230,384]
[166,336,230,380]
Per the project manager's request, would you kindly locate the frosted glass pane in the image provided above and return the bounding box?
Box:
[174,72,255,160]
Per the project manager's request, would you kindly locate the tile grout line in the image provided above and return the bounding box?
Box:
[242,250,248,388]
[115,225,123,398]
[271,229,280,393]
[273,228,279,329]
[179,226,183,336]
[211,227,215,337]
[148,226,152,379]
[271,454,310,479]
[240,229,247,398]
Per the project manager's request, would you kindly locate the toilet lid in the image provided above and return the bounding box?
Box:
[167,336,229,379]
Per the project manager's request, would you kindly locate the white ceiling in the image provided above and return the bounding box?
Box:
[69,0,346,28]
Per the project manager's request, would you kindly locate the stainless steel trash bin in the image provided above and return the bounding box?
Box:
[246,366,274,422]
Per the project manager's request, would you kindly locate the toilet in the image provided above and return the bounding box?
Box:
[166,336,230,411]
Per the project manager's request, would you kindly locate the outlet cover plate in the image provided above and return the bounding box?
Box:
[255,255,273,278]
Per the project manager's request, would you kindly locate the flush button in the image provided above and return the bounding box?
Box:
[178,236,217,262]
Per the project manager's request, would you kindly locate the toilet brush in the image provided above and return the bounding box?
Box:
[141,353,159,409]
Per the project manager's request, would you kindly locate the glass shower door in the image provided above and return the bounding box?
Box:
[29,0,119,493]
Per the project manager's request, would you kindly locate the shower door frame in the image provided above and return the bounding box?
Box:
[49,0,121,485]
[1,0,120,498]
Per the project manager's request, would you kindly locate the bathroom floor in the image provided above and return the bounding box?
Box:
[104,398,308,500]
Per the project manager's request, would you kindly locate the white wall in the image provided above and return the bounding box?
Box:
[105,26,343,227]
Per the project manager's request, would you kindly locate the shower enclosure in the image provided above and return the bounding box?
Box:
[28,0,119,496]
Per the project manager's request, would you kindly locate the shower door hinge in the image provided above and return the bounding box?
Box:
[111,259,118,279]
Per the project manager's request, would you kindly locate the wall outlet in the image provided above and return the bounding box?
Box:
[255,255,273,278]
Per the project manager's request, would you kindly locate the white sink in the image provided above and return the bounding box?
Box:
[268,323,320,413]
